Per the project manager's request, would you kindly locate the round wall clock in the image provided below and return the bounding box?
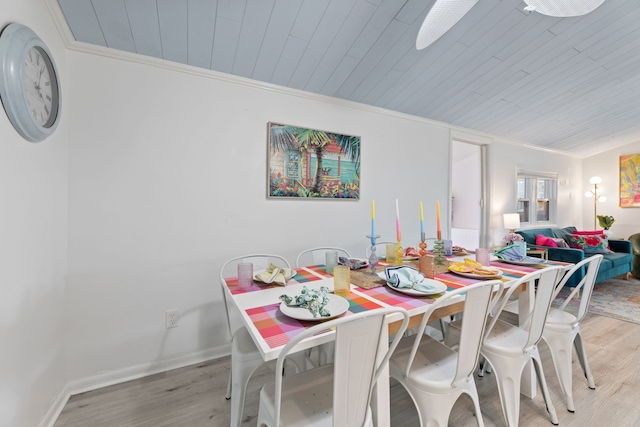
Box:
[0,23,61,142]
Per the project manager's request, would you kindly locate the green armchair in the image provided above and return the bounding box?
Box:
[629,233,640,279]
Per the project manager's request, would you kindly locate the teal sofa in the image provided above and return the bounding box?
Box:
[516,226,633,287]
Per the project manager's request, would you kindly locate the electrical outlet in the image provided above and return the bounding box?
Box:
[165,309,180,328]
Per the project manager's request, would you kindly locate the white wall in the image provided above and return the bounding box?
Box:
[489,141,583,245]
[583,140,640,239]
[0,2,69,427]
[64,51,454,385]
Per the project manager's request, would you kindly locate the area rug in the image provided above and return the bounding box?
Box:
[553,275,640,325]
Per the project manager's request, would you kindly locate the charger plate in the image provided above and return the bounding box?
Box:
[449,268,503,279]
[279,294,349,321]
[386,279,447,296]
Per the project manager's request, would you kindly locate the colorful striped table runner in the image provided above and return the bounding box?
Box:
[357,286,444,310]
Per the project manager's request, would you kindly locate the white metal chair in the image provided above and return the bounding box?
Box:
[295,246,351,268]
[541,254,603,412]
[256,307,410,427]
[389,280,504,427]
[478,267,564,427]
[219,254,294,427]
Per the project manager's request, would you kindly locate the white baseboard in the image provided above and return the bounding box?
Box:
[39,344,231,427]
[39,383,72,427]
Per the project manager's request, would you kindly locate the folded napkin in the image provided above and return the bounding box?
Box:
[377,266,438,293]
[255,263,294,286]
[280,286,331,318]
[339,257,368,270]
[495,245,525,261]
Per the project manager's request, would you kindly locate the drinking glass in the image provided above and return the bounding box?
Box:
[516,241,527,257]
[325,251,338,274]
[443,239,453,256]
[333,265,351,296]
[237,262,253,288]
[475,248,491,266]
[385,244,395,263]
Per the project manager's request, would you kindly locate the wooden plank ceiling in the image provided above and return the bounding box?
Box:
[55,0,640,157]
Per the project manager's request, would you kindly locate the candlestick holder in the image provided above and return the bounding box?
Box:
[418,239,427,257]
[394,241,403,266]
[366,234,380,275]
[432,239,449,275]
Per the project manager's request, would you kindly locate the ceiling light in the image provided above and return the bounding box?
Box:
[416,0,479,50]
[523,0,606,17]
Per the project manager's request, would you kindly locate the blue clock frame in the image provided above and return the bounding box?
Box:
[0,23,61,142]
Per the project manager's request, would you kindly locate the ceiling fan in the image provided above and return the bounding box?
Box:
[416,0,607,50]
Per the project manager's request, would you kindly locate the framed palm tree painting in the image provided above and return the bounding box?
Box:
[267,122,360,199]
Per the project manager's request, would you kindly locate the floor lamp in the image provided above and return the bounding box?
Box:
[584,176,606,229]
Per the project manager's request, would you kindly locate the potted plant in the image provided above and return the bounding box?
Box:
[597,215,615,238]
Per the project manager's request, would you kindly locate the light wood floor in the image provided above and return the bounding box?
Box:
[55,313,640,427]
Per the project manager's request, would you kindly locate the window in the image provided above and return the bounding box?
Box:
[517,170,557,226]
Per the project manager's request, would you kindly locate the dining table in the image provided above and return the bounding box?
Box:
[221,254,570,427]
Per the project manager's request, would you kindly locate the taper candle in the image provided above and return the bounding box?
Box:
[395,199,402,242]
[371,200,376,237]
[420,201,425,242]
[436,201,441,240]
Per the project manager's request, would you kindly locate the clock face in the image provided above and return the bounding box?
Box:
[0,23,61,142]
[22,46,58,128]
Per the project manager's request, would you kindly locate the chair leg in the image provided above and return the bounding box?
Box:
[405,386,460,427]
[574,333,596,389]
[531,350,559,425]
[543,331,577,412]
[225,368,232,400]
[481,353,524,427]
[230,357,264,427]
[469,387,486,427]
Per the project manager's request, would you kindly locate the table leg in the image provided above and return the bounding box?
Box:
[518,282,537,399]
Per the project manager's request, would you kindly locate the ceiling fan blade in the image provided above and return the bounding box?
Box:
[523,0,606,17]
[416,0,479,50]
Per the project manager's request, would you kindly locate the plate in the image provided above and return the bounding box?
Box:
[279,294,350,321]
[449,268,503,279]
[497,257,547,265]
[386,279,447,296]
[254,268,297,282]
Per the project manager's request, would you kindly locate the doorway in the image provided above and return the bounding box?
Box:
[451,139,488,250]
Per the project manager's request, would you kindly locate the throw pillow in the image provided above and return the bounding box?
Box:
[536,234,558,247]
[550,237,569,248]
[570,230,610,249]
[574,230,605,235]
[566,234,612,254]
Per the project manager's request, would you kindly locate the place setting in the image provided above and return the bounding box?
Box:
[447,258,503,279]
[279,286,350,321]
[377,265,448,297]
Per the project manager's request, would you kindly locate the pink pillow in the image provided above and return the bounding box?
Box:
[574,230,605,235]
[536,234,558,247]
